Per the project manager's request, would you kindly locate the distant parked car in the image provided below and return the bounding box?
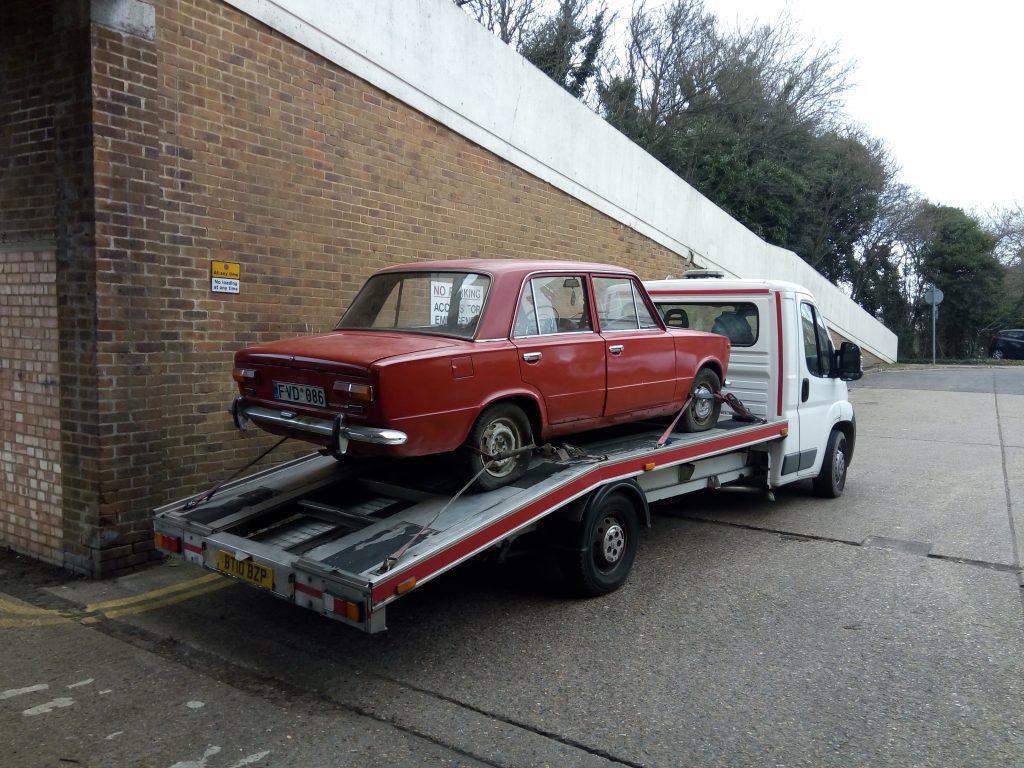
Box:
[231,260,730,490]
[989,329,1024,359]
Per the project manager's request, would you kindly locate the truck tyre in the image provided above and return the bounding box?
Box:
[461,402,532,492]
[813,428,848,498]
[680,367,722,432]
[564,491,640,596]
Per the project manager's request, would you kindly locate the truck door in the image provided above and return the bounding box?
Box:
[791,300,846,477]
[511,274,606,425]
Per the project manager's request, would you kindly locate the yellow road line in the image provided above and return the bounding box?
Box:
[84,573,226,613]
[0,596,65,616]
[1,571,236,629]
[0,615,74,629]
[82,578,235,622]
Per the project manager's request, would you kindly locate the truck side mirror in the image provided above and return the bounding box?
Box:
[834,342,863,381]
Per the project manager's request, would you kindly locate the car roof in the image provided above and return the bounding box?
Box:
[374,259,638,279]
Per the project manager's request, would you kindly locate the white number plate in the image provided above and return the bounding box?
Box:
[273,381,326,407]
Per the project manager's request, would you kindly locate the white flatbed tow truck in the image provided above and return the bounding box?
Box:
[153,277,863,633]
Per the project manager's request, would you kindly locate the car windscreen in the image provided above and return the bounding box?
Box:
[336,271,490,340]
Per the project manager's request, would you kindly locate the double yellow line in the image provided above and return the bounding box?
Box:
[0,572,235,629]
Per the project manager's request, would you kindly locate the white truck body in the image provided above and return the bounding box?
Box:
[153,277,860,632]
[644,276,859,489]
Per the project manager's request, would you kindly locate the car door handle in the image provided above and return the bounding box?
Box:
[801,378,809,402]
[522,352,542,363]
[608,344,624,354]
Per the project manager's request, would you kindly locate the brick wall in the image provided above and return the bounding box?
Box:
[0,249,63,562]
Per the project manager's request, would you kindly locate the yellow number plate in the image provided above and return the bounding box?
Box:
[216,551,274,591]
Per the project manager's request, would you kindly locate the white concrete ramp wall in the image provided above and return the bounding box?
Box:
[225,0,897,363]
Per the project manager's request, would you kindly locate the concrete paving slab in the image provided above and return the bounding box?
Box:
[678,416,1014,565]
[850,386,1000,445]
[997,393,1024,449]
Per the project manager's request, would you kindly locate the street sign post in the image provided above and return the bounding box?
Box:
[923,286,944,364]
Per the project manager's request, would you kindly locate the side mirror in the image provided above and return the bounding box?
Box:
[834,342,863,381]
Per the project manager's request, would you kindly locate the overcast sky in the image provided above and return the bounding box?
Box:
[610,0,1022,216]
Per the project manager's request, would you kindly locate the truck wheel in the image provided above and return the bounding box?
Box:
[680,368,722,432]
[461,403,532,492]
[565,491,639,596]
[813,428,848,498]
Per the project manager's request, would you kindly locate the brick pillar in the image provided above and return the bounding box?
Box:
[88,0,166,574]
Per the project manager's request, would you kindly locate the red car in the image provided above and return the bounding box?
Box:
[232,260,729,490]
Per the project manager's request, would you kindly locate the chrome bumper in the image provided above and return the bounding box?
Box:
[231,398,407,454]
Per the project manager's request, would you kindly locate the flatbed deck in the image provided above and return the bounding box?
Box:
[154,416,787,632]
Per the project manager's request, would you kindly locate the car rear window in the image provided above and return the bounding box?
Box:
[337,271,490,340]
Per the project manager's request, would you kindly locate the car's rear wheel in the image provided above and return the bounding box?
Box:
[991,348,1005,359]
[460,403,533,492]
[680,367,722,432]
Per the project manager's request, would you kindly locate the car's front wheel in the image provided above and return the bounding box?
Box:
[460,403,533,492]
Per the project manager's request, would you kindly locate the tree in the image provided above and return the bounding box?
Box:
[917,205,1000,357]
[599,3,884,285]
[520,0,610,99]
[986,205,1024,329]
[454,0,542,47]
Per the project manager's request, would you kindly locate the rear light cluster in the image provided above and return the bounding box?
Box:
[333,381,373,402]
[154,531,182,553]
[324,594,363,622]
[232,367,259,385]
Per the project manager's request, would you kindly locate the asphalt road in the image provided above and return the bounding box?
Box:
[2,364,1022,768]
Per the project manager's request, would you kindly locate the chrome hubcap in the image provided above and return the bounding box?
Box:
[596,516,625,566]
[692,385,714,421]
[834,448,846,487]
[481,418,520,478]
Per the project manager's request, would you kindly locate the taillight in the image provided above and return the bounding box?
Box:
[333,381,374,402]
[232,367,259,385]
[154,531,182,554]
[324,594,363,622]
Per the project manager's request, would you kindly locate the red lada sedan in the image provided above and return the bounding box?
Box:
[232,260,730,490]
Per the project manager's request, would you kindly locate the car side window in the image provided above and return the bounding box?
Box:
[594,277,659,332]
[513,275,592,337]
[800,301,833,377]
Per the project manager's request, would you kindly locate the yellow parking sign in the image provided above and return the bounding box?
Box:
[211,261,240,293]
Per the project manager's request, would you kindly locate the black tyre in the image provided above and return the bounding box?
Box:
[461,403,532,492]
[564,491,640,596]
[680,367,722,432]
[813,428,848,498]
[991,348,1005,359]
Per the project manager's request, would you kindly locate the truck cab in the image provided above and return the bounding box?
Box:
[645,276,862,494]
